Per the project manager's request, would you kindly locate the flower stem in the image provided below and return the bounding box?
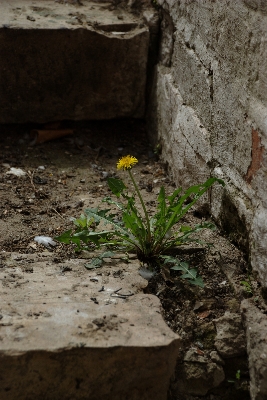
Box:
[128,169,151,240]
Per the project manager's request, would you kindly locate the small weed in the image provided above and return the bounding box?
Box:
[241,280,253,295]
[151,0,160,10]
[56,155,224,287]
[228,369,242,384]
[154,143,162,157]
[236,369,241,380]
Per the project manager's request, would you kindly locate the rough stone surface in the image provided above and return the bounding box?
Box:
[148,0,267,288]
[210,350,225,366]
[0,0,156,123]
[242,299,267,400]
[174,348,225,396]
[214,311,246,358]
[148,66,211,205]
[0,251,180,400]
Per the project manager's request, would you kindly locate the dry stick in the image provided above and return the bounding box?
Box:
[27,170,37,193]
[51,208,64,220]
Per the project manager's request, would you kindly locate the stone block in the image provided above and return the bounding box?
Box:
[0,252,180,399]
[172,33,213,131]
[174,348,225,396]
[212,61,252,172]
[0,0,150,123]
[251,206,267,285]
[214,311,246,358]
[242,299,267,400]
[153,66,211,195]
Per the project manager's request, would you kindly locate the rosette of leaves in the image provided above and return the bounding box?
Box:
[56,173,224,287]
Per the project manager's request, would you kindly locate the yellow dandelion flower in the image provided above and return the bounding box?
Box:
[117,155,138,170]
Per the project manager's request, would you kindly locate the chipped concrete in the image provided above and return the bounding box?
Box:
[0,251,180,399]
[0,0,158,123]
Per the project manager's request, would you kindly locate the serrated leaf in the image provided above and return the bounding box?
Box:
[188,276,205,288]
[162,255,180,264]
[73,214,87,228]
[181,269,197,279]
[180,225,192,232]
[170,265,187,271]
[102,196,125,211]
[179,261,190,269]
[85,258,103,269]
[54,230,73,244]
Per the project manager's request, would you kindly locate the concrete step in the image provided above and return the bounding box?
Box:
[0,251,180,400]
[0,0,158,123]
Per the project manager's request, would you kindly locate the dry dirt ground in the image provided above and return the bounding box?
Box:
[0,119,261,399]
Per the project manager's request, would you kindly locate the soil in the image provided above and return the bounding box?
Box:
[0,119,262,399]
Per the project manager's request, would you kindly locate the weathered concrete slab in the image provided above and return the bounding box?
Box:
[0,0,152,123]
[0,251,180,399]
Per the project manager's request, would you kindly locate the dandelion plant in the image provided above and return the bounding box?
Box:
[56,155,224,287]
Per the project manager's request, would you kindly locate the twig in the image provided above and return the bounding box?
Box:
[51,208,64,219]
[110,288,134,299]
[27,170,37,193]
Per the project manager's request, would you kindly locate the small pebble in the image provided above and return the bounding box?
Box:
[101,171,109,179]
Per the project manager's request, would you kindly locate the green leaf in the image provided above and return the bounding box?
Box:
[102,196,125,211]
[170,261,190,272]
[189,276,205,288]
[162,255,180,264]
[168,259,204,287]
[122,212,143,240]
[84,251,115,269]
[180,225,192,232]
[107,178,126,197]
[167,187,182,206]
[163,177,224,237]
[54,230,73,244]
[85,258,103,269]
[241,281,250,287]
[54,230,81,247]
[100,251,115,258]
[123,196,146,237]
[84,208,137,246]
[181,269,197,279]
[158,186,167,214]
[153,186,168,236]
[73,214,87,228]
[236,370,241,380]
